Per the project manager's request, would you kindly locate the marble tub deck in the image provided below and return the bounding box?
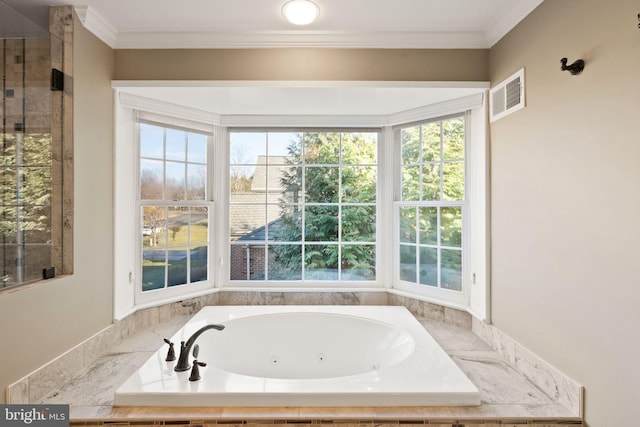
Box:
[37,314,581,425]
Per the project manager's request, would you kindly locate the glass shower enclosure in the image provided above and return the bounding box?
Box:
[1,2,62,288]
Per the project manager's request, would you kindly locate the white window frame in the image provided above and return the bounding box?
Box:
[224,128,381,288]
[392,113,470,308]
[134,115,217,306]
[113,86,488,321]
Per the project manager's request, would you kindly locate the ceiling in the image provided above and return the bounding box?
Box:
[4,0,544,49]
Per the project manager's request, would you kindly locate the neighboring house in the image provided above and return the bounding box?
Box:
[229,156,290,279]
[230,218,285,280]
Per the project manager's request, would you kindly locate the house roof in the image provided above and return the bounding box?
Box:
[250,156,291,193]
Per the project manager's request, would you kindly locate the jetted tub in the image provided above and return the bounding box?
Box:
[114,305,480,406]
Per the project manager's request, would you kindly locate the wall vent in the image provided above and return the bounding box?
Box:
[490,68,525,122]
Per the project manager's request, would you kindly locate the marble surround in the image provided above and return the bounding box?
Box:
[6,291,583,427]
[471,318,582,418]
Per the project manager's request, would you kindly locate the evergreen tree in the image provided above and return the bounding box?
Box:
[271,132,377,280]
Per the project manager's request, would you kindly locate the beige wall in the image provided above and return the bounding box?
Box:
[114,48,489,81]
[0,15,114,400]
[489,1,640,426]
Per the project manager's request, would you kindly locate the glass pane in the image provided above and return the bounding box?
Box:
[272,206,302,242]
[248,166,268,192]
[187,164,206,200]
[305,205,339,241]
[399,206,416,243]
[167,246,188,287]
[443,161,464,201]
[230,204,266,241]
[166,129,186,161]
[268,132,301,160]
[230,132,266,165]
[304,244,338,280]
[229,244,246,280]
[22,134,52,166]
[342,166,376,203]
[20,167,51,206]
[1,206,17,243]
[140,159,163,199]
[399,244,416,283]
[187,132,207,163]
[342,206,376,242]
[419,246,437,287]
[401,126,420,164]
[190,207,208,244]
[401,166,420,201]
[305,167,338,203]
[142,206,166,248]
[230,165,257,195]
[190,245,208,283]
[422,162,440,201]
[23,244,51,283]
[140,123,164,159]
[21,205,51,243]
[268,244,302,280]
[441,249,462,291]
[443,117,465,160]
[166,206,188,246]
[229,244,266,281]
[166,161,186,200]
[0,167,17,207]
[248,245,266,280]
[341,132,377,164]
[142,250,166,291]
[441,207,462,247]
[278,166,302,204]
[342,244,375,280]
[304,132,339,164]
[260,204,276,236]
[419,207,437,245]
[422,122,441,162]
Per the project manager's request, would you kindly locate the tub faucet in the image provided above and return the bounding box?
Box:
[174,324,225,372]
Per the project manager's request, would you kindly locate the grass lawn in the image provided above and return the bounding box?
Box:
[143,222,208,249]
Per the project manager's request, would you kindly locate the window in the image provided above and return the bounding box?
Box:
[137,121,212,293]
[117,88,487,317]
[228,130,378,283]
[396,115,466,294]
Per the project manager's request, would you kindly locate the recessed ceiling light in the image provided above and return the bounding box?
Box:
[282,0,320,26]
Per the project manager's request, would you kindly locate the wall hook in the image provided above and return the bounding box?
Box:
[560,58,585,75]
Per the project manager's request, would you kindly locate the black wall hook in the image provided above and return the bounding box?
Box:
[561,58,585,75]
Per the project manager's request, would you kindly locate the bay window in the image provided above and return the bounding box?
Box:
[118,88,487,317]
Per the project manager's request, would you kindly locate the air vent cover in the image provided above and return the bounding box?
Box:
[490,68,525,122]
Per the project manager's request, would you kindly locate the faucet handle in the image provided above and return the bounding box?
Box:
[163,338,176,362]
[189,345,207,381]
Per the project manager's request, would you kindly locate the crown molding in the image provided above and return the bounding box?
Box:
[74,1,542,50]
[484,0,544,47]
[75,6,117,48]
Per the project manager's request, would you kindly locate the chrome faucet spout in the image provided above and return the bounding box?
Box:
[174,324,225,372]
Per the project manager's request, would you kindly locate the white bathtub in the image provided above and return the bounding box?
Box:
[114,305,480,406]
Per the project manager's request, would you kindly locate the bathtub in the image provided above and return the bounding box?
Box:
[114,305,480,406]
